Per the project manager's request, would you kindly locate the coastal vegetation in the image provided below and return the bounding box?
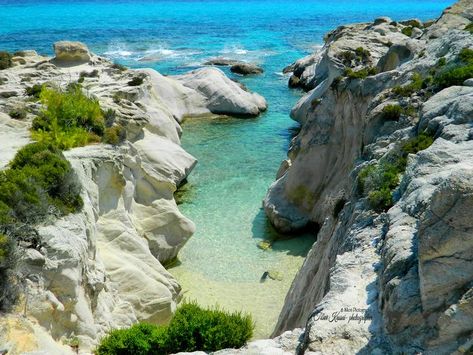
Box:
[0,51,12,70]
[433,48,473,88]
[358,132,434,212]
[96,302,254,355]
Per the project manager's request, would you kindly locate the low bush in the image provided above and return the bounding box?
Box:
[0,232,17,311]
[9,107,27,120]
[128,76,144,86]
[465,23,473,34]
[401,26,413,37]
[25,84,44,98]
[111,62,127,72]
[32,85,105,148]
[0,51,12,70]
[96,302,253,355]
[433,48,473,89]
[392,72,423,97]
[344,67,377,80]
[355,47,371,61]
[103,125,126,145]
[358,132,434,212]
[381,104,402,121]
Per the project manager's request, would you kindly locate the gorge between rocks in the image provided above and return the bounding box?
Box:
[2,0,468,353]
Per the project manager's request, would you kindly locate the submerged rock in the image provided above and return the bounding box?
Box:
[230,62,263,75]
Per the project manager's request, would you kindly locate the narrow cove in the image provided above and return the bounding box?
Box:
[169,71,317,338]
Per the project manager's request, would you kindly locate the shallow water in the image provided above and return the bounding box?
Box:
[1,0,454,337]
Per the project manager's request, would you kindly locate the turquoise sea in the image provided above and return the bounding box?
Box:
[1,0,454,337]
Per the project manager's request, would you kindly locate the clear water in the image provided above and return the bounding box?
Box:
[1,0,454,337]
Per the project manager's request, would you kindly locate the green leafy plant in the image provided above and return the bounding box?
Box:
[358,132,434,212]
[344,66,377,80]
[392,72,423,97]
[32,85,105,148]
[0,51,12,70]
[464,23,473,34]
[9,107,27,120]
[381,104,402,121]
[25,84,44,98]
[96,302,253,355]
[103,125,126,145]
[401,26,413,37]
[111,62,127,72]
[433,48,473,89]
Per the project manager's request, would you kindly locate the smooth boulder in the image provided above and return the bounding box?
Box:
[230,62,263,75]
[175,67,267,116]
[53,41,91,63]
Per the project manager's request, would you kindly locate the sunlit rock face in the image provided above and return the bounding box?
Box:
[0,41,267,353]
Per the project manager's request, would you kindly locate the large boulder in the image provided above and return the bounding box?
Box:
[175,67,267,116]
[230,62,263,75]
[53,41,91,63]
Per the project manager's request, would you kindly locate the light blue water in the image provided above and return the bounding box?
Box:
[0,0,454,336]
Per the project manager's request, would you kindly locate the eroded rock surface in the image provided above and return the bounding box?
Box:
[0,42,267,354]
[259,0,473,354]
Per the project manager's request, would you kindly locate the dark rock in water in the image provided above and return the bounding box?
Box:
[288,74,300,88]
[260,271,269,283]
[230,63,263,75]
[283,63,295,74]
[204,58,241,66]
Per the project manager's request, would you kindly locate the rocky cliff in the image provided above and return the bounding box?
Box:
[261,0,473,353]
[0,43,266,354]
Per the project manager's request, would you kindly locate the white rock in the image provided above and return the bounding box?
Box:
[175,67,267,116]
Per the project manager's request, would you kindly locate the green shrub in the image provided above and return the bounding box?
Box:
[32,127,100,150]
[465,23,473,34]
[432,49,473,89]
[401,132,434,155]
[96,302,253,355]
[25,84,44,98]
[9,107,27,120]
[358,132,434,212]
[438,57,447,67]
[32,86,105,148]
[165,302,253,353]
[344,67,377,80]
[339,51,355,65]
[111,62,127,72]
[97,323,168,355]
[103,108,117,127]
[0,232,17,311]
[392,72,423,97]
[128,76,144,86]
[401,26,413,37]
[0,143,82,223]
[355,47,371,61]
[459,48,473,64]
[7,142,83,216]
[381,104,402,121]
[0,51,12,70]
[103,125,126,145]
[434,64,473,89]
[80,69,99,79]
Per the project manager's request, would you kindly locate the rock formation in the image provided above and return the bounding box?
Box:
[258,0,473,353]
[0,42,266,354]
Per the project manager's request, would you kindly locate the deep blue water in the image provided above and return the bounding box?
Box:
[0,0,455,336]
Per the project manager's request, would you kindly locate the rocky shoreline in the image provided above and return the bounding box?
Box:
[2,0,473,353]
[0,42,266,354]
